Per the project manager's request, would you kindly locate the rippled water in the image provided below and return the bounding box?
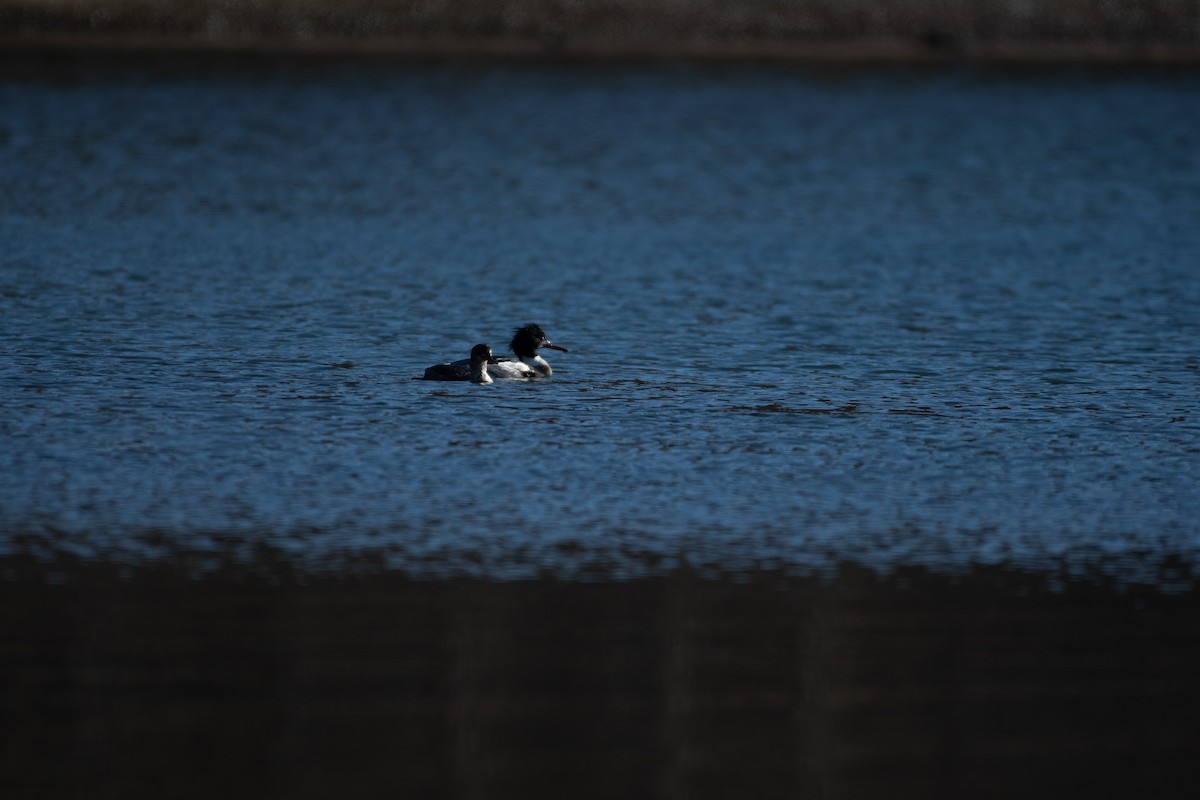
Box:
[2,59,1199,581]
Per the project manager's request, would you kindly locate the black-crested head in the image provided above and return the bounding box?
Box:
[469,343,499,365]
[510,323,568,358]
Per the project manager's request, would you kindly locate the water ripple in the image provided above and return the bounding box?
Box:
[2,64,1199,583]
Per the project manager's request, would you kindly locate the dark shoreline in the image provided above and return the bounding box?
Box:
[4,554,1199,797]
[4,32,1200,67]
[4,0,1200,62]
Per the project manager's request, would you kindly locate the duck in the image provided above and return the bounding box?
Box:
[419,343,500,384]
[482,323,569,379]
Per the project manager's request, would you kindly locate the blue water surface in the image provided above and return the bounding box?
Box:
[2,62,1198,581]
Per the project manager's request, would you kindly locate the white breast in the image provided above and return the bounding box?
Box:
[488,360,538,380]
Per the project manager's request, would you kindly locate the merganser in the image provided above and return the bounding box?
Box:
[420,343,500,384]
[487,323,569,378]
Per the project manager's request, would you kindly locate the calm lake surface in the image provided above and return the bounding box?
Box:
[3,56,1197,581]
[2,54,1200,798]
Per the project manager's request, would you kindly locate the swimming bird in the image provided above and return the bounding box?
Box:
[420,343,500,384]
[486,323,569,378]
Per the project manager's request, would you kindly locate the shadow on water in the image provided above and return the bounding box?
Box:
[3,547,1198,799]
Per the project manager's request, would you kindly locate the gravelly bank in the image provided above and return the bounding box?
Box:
[3,0,1200,62]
